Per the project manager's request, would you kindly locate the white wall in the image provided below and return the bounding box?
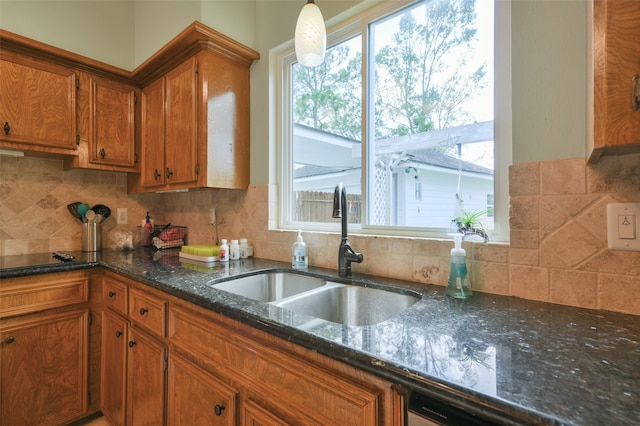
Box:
[0,0,135,69]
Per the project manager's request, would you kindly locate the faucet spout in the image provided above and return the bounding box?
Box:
[333,183,363,277]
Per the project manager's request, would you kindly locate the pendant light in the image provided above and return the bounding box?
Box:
[294,0,326,67]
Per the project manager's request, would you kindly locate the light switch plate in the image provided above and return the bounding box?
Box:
[607,203,640,251]
[117,208,128,225]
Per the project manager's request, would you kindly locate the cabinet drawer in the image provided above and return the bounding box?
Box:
[129,288,166,337]
[103,275,128,316]
[0,272,89,318]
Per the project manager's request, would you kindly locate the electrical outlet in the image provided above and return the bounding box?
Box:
[117,208,128,225]
[607,203,640,251]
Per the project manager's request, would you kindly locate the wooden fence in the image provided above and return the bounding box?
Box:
[295,191,361,223]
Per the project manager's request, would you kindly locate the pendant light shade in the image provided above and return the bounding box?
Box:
[295,0,326,67]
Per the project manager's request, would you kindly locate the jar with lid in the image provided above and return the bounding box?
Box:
[229,239,240,260]
[239,238,249,258]
[219,239,229,262]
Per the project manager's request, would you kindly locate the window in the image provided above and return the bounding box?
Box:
[278,0,511,241]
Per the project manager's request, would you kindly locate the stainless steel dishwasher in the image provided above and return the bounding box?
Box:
[408,391,496,425]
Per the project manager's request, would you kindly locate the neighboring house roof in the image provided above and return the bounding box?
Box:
[293,122,493,178]
[405,149,494,175]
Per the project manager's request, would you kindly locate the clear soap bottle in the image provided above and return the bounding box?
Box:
[446,233,472,299]
[292,229,308,269]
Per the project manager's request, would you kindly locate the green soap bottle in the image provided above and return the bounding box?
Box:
[446,233,472,299]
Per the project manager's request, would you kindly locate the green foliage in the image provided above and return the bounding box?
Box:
[292,0,488,144]
[452,209,488,239]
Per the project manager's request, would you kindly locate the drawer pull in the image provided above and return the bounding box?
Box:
[139,308,149,316]
[5,336,15,344]
[128,340,137,348]
[108,291,116,298]
[116,331,123,338]
[3,122,10,135]
[214,405,225,416]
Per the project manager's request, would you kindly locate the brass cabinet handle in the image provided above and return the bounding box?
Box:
[139,308,148,316]
[214,405,225,416]
[5,336,15,344]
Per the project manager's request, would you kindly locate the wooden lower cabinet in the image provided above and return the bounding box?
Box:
[100,272,167,426]
[0,270,94,426]
[167,352,238,425]
[168,302,405,425]
[1,308,88,425]
[101,309,128,425]
[100,272,405,425]
[127,326,166,425]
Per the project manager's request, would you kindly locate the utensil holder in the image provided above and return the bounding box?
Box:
[82,223,102,252]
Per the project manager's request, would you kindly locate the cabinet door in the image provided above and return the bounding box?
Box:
[0,51,76,152]
[101,309,128,426]
[0,309,88,425]
[89,76,137,168]
[141,77,166,189]
[165,56,199,187]
[591,0,640,160]
[127,326,166,426]
[241,399,290,426]
[167,353,237,425]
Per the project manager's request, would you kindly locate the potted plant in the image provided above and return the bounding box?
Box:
[452,209,488,242]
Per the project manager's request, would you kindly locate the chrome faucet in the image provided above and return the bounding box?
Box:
[332,183,363,277]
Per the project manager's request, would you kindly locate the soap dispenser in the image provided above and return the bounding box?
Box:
[292,229,308,269]
[446,233,472,299]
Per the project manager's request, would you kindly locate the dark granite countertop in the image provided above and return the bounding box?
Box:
[3,249,639,425]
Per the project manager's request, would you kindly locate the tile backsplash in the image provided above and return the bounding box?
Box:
[1,153,639,315]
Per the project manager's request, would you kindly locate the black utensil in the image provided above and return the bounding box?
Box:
[67,202,83,223]
[91,204,111,221]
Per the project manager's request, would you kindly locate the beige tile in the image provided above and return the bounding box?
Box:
[539,195,599,239]
[509,162,540,196]
[598,274,640,315]
[509,248,538,266]
[509,230,539,249]
[539,222,603,268]
[472,261,509,295]
[587,152,640,193]
[412,255,442,285]
[509,265,550,302]
[541,158,586,195]
[509,196,539,230]
[550,269,597,309]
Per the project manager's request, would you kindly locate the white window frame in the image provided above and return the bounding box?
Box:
[275,0,511,242]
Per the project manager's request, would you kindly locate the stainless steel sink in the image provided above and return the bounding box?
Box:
[211,271,327,302]
[273,282,420,326]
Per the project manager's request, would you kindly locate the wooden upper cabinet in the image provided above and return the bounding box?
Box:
[129,22,259,193]
[66,72,139,172]
[140,77,166,188]
[0,50,77,153]
[589,0,640,162]
[164,57,199,188]
[89,75,138,168]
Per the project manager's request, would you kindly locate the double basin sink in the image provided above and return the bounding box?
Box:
[211,271,420,326]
